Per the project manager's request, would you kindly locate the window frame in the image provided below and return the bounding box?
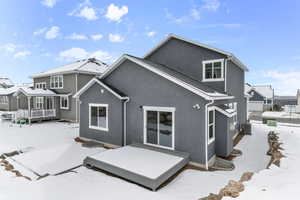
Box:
[89,103,109,132]
[50,75,64,89]
[207,107,215,145]
[0,96,8,104]
[202,59,225,82]
[60,96,69,110]
[34,97,44,110]
[143,106,176,150]
[35,82,46,89]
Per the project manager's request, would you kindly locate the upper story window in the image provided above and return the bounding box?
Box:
[202,59,224,82]
[35,82,46,89]
[50,75,63,89]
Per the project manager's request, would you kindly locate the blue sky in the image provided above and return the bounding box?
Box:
[0,0,300,95]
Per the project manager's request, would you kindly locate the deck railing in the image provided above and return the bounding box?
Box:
[15,109,56,120]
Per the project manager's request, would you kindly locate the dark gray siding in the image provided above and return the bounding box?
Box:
[215,111,234,157]
[103,60,209,164]
[0,94,18,111]
[226,60,247,124]
[79,83,123,146]
[145,38,227,92]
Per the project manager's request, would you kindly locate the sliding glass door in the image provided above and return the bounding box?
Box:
[144,107,175,149]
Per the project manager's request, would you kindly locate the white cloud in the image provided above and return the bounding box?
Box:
[59,48,89,61]
[33,27,47,36]
[190,8,201,20]
[45,26,60,39]
[41,0,58,8]
[105,4,128,22]
[108,33,124,43]
[202,0,220,11]
[89,50,113,63]
[90,34,103,40]
[66,33,88,40]
[0,43,17,53]
[13,51,31,59]
[164,8,189,24]
[263,70,300,95]
[147,31,156,37]
[68,0,98,21]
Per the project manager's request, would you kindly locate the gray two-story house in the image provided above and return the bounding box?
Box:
[74,34,248,168]
[13,58,108,123]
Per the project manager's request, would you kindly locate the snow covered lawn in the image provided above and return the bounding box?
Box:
[0,121,298,199]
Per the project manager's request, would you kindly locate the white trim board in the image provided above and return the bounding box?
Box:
[143,34,248,72]
[89,103,109,132]
[100,55,234,101]
[73,78,128,100]
[202,59,225,82]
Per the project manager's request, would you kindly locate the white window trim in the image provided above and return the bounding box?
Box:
[35,82,46,89]
[60,96,69,110]
[202,59,224,82]
[35,97,44,110]
[208,107,215,145]
[143,106,175,150]
[89,103,109,132]
[0,96,8,104]
[50,75,64,89]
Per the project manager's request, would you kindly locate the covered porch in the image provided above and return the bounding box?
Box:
[13,88,59,123]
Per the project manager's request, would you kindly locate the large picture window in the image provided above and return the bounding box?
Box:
[203,59,224,81]
[89,104,108,131]
[208,108,215,144]
[50,75,63,89]
[60,96,69,109]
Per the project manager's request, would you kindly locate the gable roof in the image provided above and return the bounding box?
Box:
[100,54,234,101]
[31,58,108,78]
[143,34,248,72]
[251,85,274,99]
[13,87,57,97]
[0,77,14,87]
[73,78,128,100]
[0,86,20,96]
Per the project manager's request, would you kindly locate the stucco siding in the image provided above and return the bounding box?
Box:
[103,60,209,164]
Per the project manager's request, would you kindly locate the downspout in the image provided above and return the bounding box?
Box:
[205,99,214,170]
[123,97,130,146]
[224,58,227,93]
[75,73,79,123]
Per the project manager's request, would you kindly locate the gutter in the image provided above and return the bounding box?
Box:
[123,97,130,146]
[205,100,214,170]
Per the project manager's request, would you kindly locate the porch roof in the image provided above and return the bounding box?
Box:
[13,87,58,97]
[213,105,237,117]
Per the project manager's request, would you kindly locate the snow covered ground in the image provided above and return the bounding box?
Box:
[0,120,298,199]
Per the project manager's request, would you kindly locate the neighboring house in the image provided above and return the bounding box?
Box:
[245,84,274,112]
[0,77,14,88]
[74,34,248,168]
[298,89,300,105]
[13,58,108,123]
[274,95,297,107]
[0,86,19,111]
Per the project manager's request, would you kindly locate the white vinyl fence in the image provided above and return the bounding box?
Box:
[248,101,264,112]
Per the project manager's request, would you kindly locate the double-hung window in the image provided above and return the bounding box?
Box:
[35,82,46,89]
[50,75,63,89]
[208,108,215,144]
[60,96,69,109]
[227,102,237,126]
[89,104,108,131]
[0,96,8,104]
[203,59,224,81]
[35,97,44,109]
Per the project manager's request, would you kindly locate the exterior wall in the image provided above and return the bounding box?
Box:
[145,38,227,92]
[33,73,96,122]
[79,83,123,146]
[9,95,18,111]
[274,98,297,106]
[103,60,209,164]
[226,60,247,124]
[0,95,10,111]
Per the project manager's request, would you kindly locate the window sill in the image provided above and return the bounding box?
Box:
[89,126,109,132]
[202,78,224,82]
[60,107,69,110]
[208,138,215,145]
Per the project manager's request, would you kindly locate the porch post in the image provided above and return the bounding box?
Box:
[28,96,31,125]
